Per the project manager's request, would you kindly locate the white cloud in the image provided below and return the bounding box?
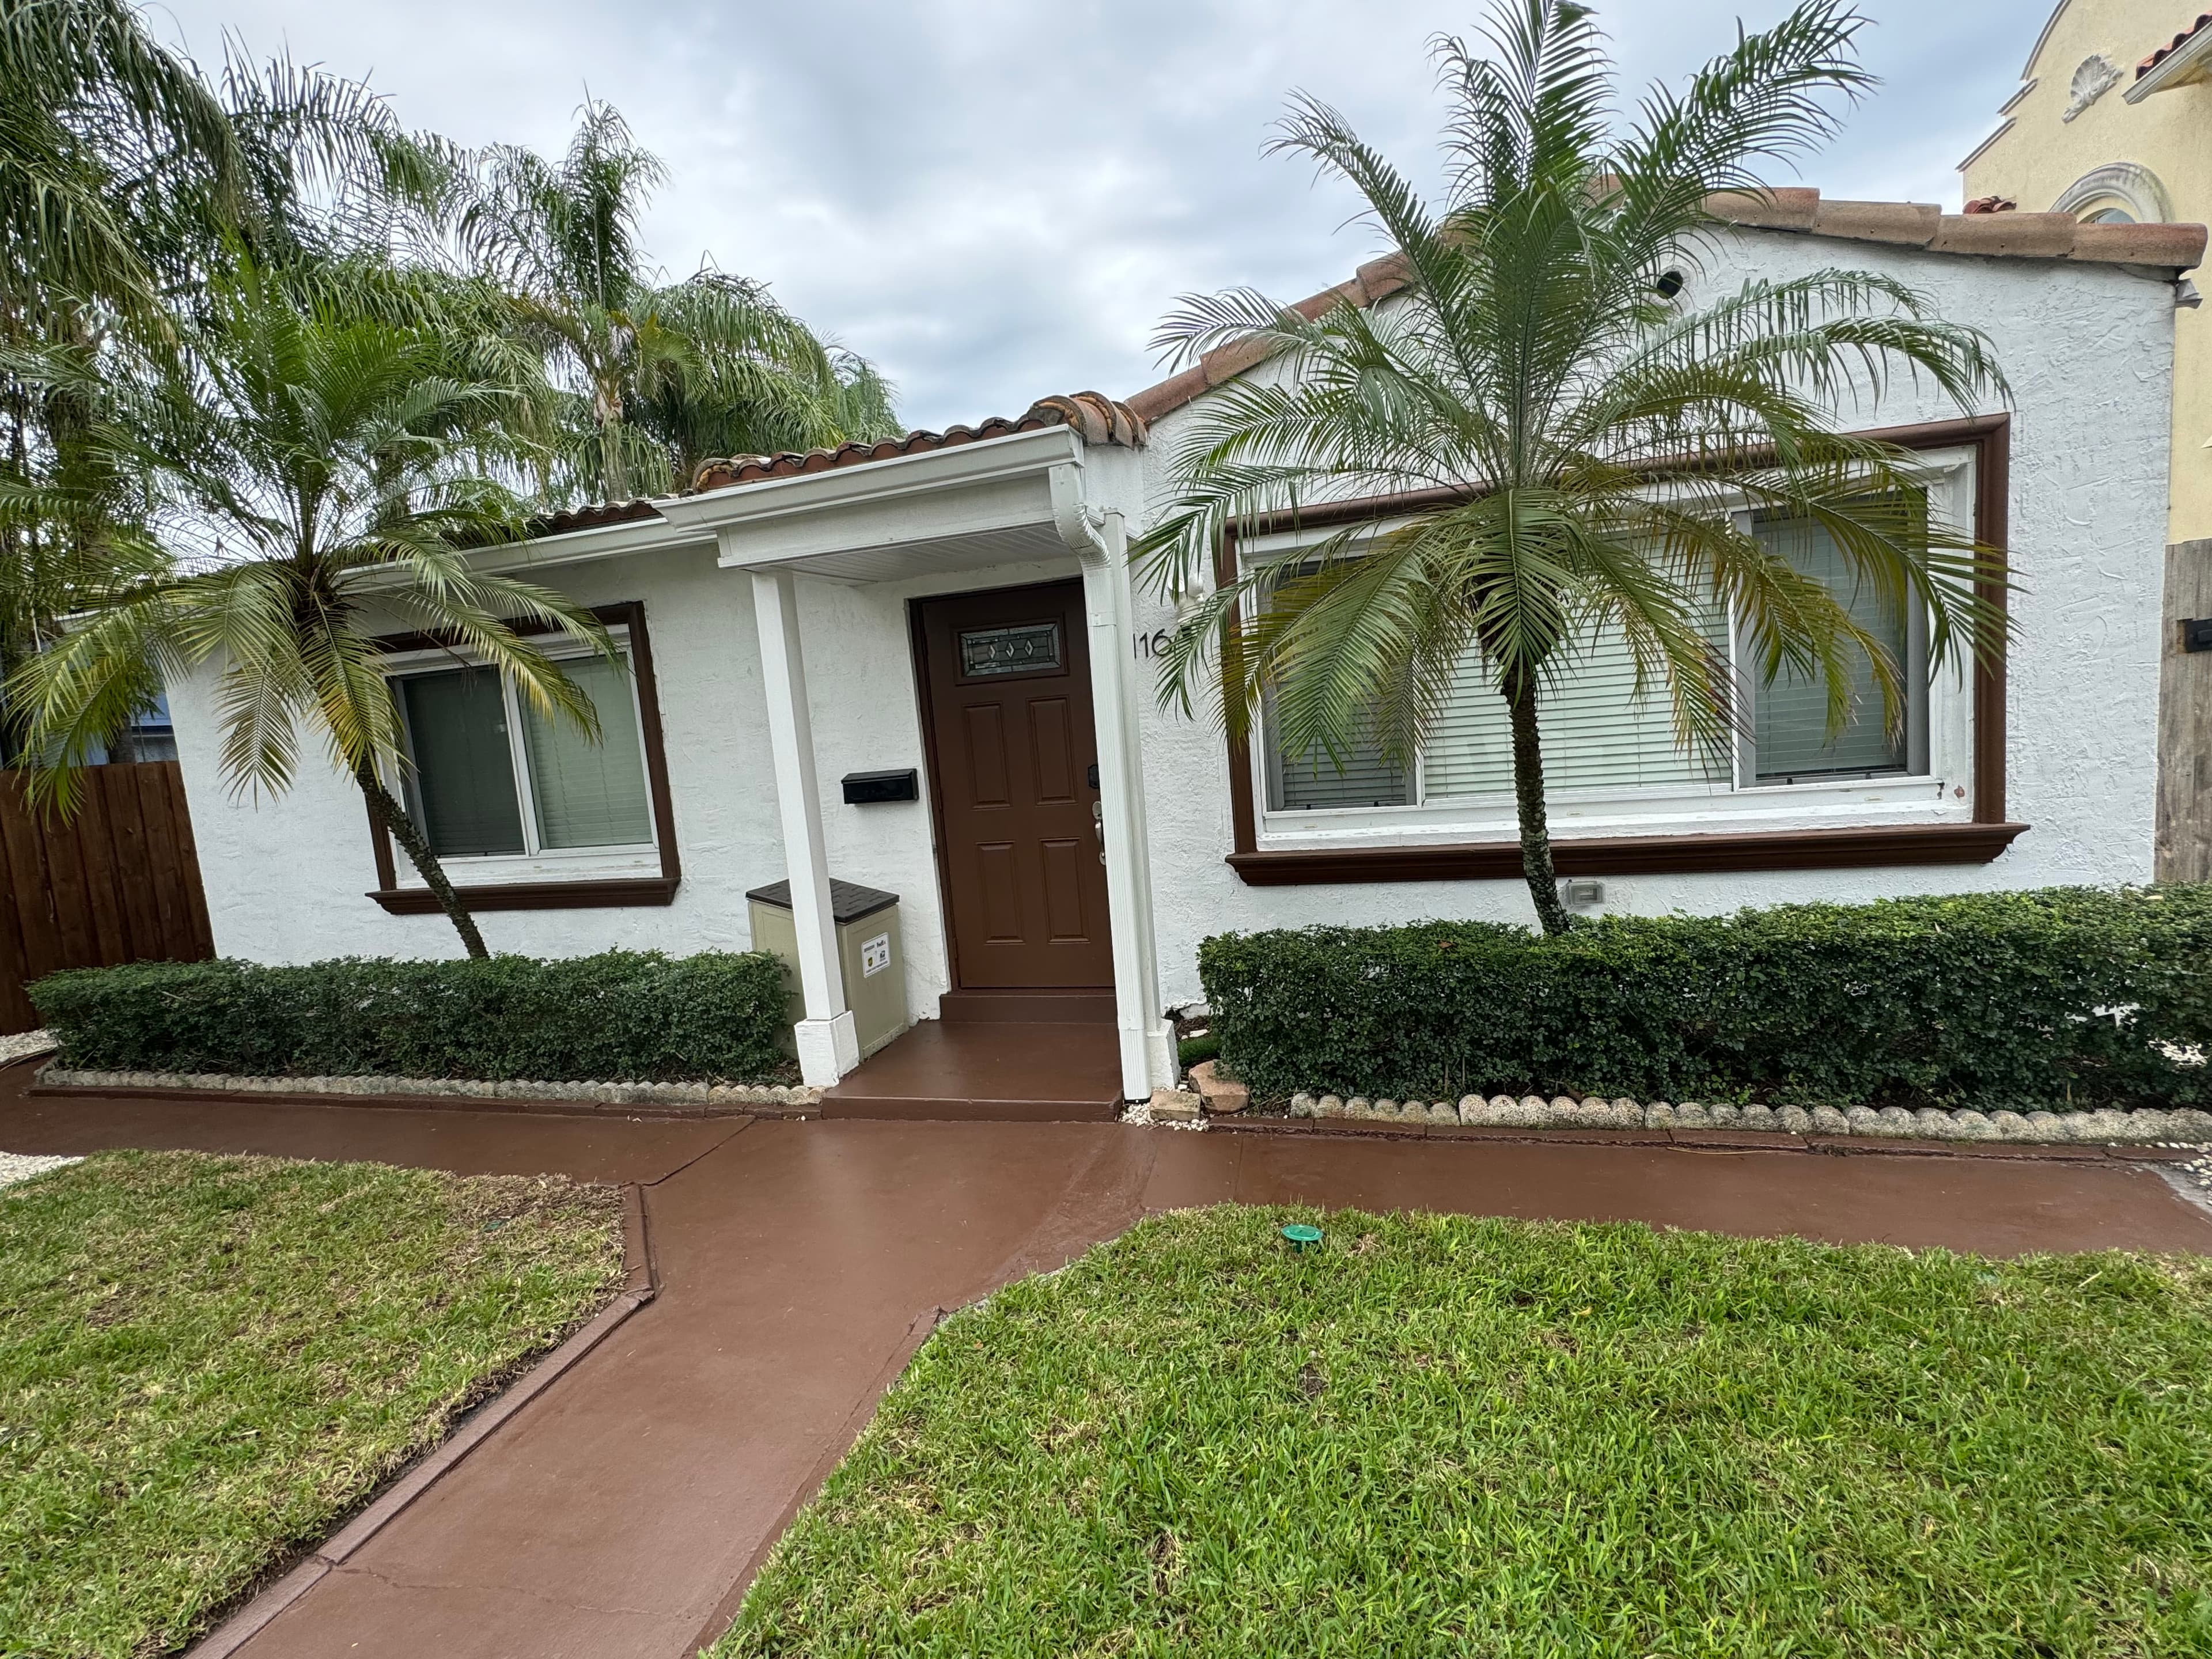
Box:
[151,0,2033,430]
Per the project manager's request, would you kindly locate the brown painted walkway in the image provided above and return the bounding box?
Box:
[3,1067,2209,1658]
[820,1018,1122,1120]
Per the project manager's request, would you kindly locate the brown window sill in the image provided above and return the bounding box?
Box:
[368,876,681,913]
[1226,821,2029,885]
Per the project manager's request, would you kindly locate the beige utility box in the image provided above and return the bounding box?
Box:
[745,878,910,1061]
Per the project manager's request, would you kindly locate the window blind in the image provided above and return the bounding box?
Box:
[1263,691,1411,810]
[401,668,526,856]
[1424,629,1726,800]
[521,655,653,849]
[1752,517,1908,781]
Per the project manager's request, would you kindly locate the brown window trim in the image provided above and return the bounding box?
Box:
[1219,414,2023,884]
[365,600,682,913]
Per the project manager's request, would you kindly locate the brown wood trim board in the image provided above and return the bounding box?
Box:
[365,601,683,912]
[1215,415,2021,884]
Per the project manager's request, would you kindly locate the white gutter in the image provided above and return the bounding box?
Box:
[658,425,1083,549]
[2127,25,2212,101]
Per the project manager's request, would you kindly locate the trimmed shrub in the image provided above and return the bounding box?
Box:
[1177,1033,1222,1069]
[1198,886,2212,1110]
[30,950,791,1084]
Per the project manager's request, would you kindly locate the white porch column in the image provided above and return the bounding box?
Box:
[1056,468,1175,1101]
[749,567,858,1085]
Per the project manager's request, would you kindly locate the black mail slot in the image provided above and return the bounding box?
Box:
[842,768,919,805]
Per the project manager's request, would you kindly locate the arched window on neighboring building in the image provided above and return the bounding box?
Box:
[2052,162,2174,225]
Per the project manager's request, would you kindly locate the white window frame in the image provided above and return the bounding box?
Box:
[381,623,662,887]
[1245,446,1979,853]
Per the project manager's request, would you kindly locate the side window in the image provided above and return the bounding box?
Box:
[399,667,525,855]
[1747,514,1926,785]
[396,653,653,858]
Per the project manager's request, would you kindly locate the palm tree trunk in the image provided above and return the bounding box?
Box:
[353,762,491,959]
[1503,673,1573,935]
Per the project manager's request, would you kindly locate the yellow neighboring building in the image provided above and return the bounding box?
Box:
[1965,2,2212,881]
[1963,2,2210,542]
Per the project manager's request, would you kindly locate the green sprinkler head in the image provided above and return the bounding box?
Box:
[1281,1222,1324,1254]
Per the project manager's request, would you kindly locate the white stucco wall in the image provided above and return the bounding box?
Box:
[173,533,1090,1025]
[172,222,2177,1020]
[1130,226,2179,1006]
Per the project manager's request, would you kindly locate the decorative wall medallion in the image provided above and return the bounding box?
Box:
[2064,54,2121,121]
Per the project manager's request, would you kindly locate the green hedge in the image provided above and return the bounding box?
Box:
[29,950,791,1084]
[1198,886,2212,1111]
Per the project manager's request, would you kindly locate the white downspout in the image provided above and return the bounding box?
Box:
[1051,463,1174,1101]
[748,563,859,1086]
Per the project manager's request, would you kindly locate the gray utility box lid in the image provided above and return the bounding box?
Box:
[745,878,898,925]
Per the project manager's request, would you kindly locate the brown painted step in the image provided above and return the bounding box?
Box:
[821,1020,1123,1121]
[938,988,1115,1024]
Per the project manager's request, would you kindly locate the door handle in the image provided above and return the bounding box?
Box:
[1092,799,1105,863]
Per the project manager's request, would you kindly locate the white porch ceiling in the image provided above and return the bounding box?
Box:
[741,522,1074,583]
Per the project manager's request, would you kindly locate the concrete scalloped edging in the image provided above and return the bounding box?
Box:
[1288,1090,2212,1146]
[34,1063,820,1116]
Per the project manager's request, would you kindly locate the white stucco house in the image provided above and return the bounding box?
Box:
[171,191,2206,1102]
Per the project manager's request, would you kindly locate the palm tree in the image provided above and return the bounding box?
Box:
[457,99,898,504]
[2,12,467,721]
[1138,0,2009,936]
[1,0,240,723]
[6,262,614,957]
[0,0,238,329]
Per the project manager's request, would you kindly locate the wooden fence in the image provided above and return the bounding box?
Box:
[0,761,214,1033]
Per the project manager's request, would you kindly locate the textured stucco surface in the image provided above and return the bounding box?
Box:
[173,224,2177,1014]
[1960,0,2211,541]
[1131,228,2176,1003]
[174,538,1086,1024]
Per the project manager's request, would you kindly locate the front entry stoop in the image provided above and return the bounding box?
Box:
[820,1020,1123,1121]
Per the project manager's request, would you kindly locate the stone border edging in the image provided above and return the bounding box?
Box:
[1214,1110,2209,1166]
[33,1063,819,1118]
[1286,1089,2212,1146]
[185,1185,659,1659]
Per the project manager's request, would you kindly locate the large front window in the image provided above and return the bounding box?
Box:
[1252,458,1970,842]
[394,649,654,861]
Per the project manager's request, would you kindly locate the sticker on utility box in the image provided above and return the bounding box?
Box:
[860,932,892,977]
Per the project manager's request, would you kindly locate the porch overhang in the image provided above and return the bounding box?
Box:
[641,419,1172,1101]
[654,423,1093,584]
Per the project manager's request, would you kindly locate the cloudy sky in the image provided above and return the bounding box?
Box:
[148,0,2041,432]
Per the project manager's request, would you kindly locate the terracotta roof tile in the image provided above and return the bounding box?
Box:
[1962,195,2017,215]
[533,499,663,536]
[1706,186,1820,230]
[688,391,1144,495]
[2139,12,2212,77]
[1810,198,1942,244]
[1928,210,2079,257]
[1124,187,2208,425]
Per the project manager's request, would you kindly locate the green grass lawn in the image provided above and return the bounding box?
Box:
[717,1206,2212,1658]
[0,1149,623,1658]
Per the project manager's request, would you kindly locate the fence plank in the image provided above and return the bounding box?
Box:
[0,786,59,987]
[164,764,215,958]
[134,762,194,962]
[73,780,130,963]
[101,764,160,962]
[0,807,35,1032]
[0,763,214,1034]
[36,796,99,969]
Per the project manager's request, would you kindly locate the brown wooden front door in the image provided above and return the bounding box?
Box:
[916,581,1113,990]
